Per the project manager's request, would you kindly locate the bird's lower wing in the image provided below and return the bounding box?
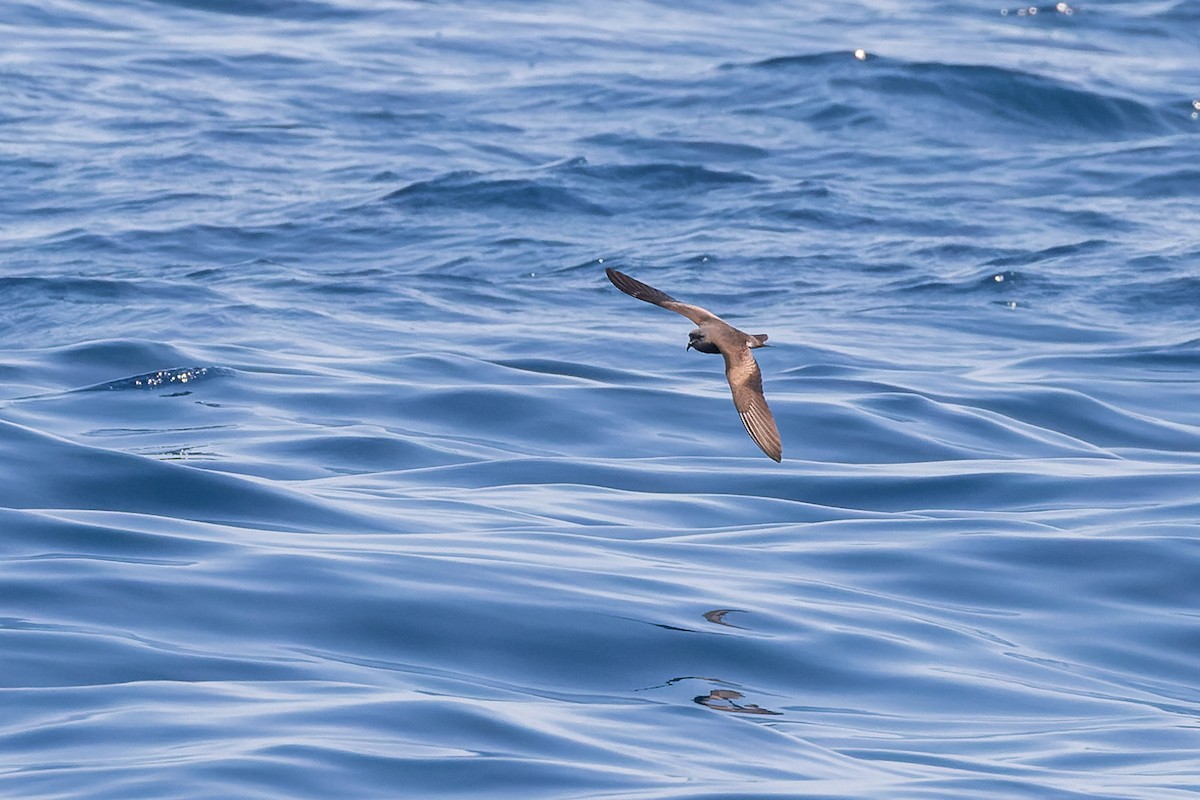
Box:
[606,268,719,325]
[724,348,782,462]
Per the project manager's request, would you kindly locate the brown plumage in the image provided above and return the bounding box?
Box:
[605,267,782,462]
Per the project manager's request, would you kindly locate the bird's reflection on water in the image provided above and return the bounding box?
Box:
[694,688,783,716]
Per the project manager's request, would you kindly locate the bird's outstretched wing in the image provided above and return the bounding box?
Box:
[723,346,782,462]
[606,268,720,325]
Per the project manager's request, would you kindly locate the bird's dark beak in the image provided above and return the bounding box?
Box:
[686,341,694,351]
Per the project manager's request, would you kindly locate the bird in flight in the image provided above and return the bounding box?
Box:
[605,267,782,461]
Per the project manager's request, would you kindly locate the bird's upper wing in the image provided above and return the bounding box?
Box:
[723,346,782,462]
[606,268,720,325]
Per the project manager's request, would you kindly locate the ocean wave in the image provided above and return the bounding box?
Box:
[729,51,1179,141]
[385,172,612,217]
[581,132,772,162]
[67,366,228,393]
[0,420,382,530]
[145,0,360,21]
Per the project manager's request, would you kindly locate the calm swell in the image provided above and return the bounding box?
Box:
[2,1,1198,798]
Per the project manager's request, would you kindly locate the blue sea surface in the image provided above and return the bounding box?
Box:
[3,1,1200,797]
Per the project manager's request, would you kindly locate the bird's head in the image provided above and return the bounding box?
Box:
[687,328,719,354]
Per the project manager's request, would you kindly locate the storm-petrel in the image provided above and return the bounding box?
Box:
[606,267,782,461]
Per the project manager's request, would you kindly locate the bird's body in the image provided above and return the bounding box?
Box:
[605,267,782,461]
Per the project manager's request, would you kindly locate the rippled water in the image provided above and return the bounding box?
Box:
[3,1,1200,798]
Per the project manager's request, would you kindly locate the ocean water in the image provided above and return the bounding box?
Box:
[3,1,1200,797]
